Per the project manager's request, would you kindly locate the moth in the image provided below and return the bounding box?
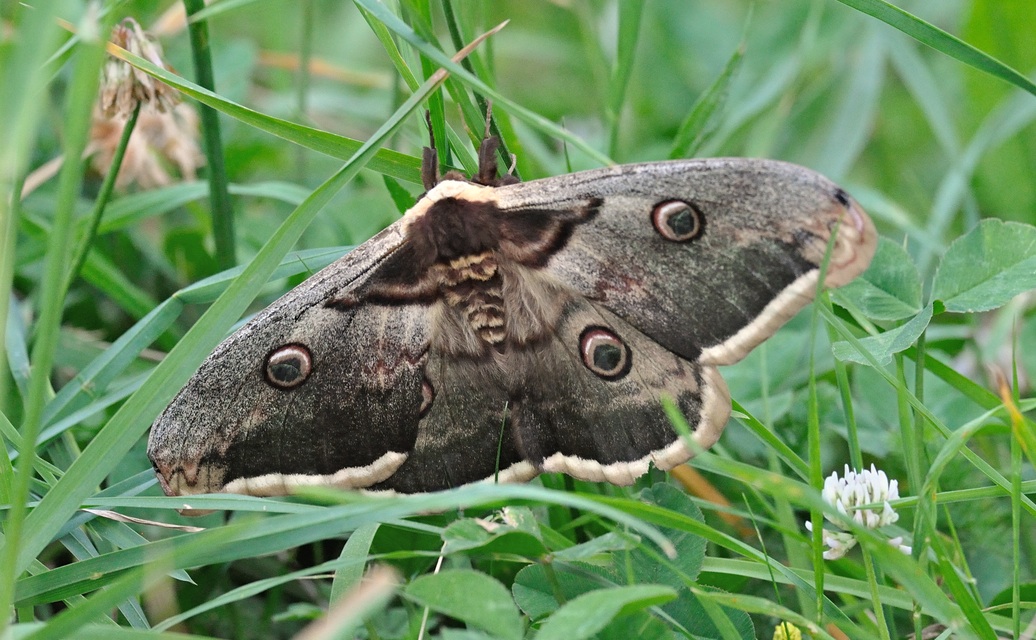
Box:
[148,133,877,499]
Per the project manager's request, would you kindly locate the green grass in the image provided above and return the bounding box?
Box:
[2,0,1036,638]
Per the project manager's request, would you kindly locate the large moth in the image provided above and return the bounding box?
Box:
[148,134,877,498]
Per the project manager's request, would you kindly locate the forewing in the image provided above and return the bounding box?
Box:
[492,158,877,365]
[148,226,431,496]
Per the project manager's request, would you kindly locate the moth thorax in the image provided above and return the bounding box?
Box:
[440,252,507,346]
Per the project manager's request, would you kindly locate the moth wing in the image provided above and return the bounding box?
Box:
[506,296,729,484]
[493,158,877,365]
[148,225,433,497]
[372,350,530,493]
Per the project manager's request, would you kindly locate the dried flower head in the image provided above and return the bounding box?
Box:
[100,18,179,118]
[89,102,204,190]
[806,464,911,560]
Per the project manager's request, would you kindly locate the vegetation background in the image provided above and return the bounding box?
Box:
[1,0,1035,638]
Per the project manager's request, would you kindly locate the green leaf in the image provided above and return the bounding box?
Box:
[988,581,1036,608]
[835,237,922,321]
[534,585,677,640]
[932,219,1036,313]
[404,570,523,640]
[109,44,423,184]
[512,563,613,621]
[623,484,706,589]
[832,303,933,367]
[330,523,379,604]
[440,631,500,640]
[666,585,756,640]
[441,516,547,557]
[97,181,309,235]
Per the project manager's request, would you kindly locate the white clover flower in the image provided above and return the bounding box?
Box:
[807,463,909,560]
[805,521,858,560]
[822,464,900,528]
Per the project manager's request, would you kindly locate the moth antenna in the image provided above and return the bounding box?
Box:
[421,110,440,191]
[506,153,517,176]
[421,147,439,191]
[425,110,435,148]
[483,100,493,140]
[475,133,501,185]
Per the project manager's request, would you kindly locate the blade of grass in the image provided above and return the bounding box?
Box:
[835,0,1036,98]
[0,11,110,630]
[183,0,236,269]
[17,484,672,606]
[330,523,380,603]
[441,0,516,168]
[63,103,140,293]
[810,24,885,179]
[41,300,180,426]
[730,399,809,480]
[606,0,643,159]
[294,0,314,183]
[669,44,744,159]
[154,543,381,631]
[354,0,613,167]
[0,0,74,438]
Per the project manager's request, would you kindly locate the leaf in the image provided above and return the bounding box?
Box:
[330,523,379,604]
[441,518,546,557]
[836,237,922,321]
[512,563,613,620]
[988,581,1036,608]
[832,303,933,366]
[664,585,756,640]
[404,570,523,640]
[623,484,706,589]
[932,219,1036,313]
[534,585,677,640]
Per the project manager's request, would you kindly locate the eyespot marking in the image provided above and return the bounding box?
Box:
[579,327,632,380]
[419,378,435,417]
[264,344,312,389]
[834,189,851,208]
[651,200,703,242]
